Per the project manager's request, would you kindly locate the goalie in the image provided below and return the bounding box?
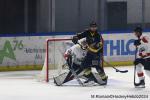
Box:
[53,38,107,86]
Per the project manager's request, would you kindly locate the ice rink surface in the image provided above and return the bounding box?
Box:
[0,66,149,100]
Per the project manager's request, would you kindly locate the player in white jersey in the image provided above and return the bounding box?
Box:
[64,38,88,66]
[133,27,150,88]
[54,38,106,86]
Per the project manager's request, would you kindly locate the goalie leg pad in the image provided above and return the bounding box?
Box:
[93,73,108,85]
[63,68,83,83]
[83,68,107,85]
[53,72,69,86]
[54,65,84,86]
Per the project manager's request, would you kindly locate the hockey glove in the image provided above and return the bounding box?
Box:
[134,39,141,46]
[139,52,147,58]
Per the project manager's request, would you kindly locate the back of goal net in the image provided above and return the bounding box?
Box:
[37,38,73,82]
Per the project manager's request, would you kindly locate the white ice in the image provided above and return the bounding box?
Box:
[0,66,150,100]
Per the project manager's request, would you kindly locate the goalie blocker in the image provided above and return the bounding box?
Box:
[53,38,107,86]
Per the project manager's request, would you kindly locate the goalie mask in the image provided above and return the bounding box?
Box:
[78,38,88,50]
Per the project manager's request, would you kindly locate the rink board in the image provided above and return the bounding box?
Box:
[0,32,149,71]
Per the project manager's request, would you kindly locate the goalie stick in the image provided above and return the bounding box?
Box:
[58,47,85,86]
[69,65,85,86]
[57,47,85,86]
[104,61,128,73]
[67,56,85,86]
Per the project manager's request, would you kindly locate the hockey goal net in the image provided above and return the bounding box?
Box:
[38,38,73,82]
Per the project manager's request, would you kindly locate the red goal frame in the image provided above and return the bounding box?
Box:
[46,38,72,82]
[45,36,104,82]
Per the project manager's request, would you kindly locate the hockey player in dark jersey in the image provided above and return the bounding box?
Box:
[72,22,108,85]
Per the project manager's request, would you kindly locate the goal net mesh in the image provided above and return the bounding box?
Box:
[37,38,73,82]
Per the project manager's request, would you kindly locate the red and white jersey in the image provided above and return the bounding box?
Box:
[140,34,150,44]
[137,34,150,58]
[64,44,87,65]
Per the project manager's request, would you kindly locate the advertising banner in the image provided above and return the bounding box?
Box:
[0,32,149,70]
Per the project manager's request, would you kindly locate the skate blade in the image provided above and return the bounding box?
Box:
[135,85,145,88]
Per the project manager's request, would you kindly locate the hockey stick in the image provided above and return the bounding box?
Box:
[58,48,85,86]
[67,56,85,86]
[69,68,85,86]
[69,63,85,86]
[134,47,138,86]
[100,34,104,68]
[104,60,128,73]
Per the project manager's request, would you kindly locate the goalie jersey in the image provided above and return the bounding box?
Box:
[137,34,150,59]
[64,44,87,65]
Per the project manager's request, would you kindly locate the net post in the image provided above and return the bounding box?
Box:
[44,38,72,82]
[46,39,49,82]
